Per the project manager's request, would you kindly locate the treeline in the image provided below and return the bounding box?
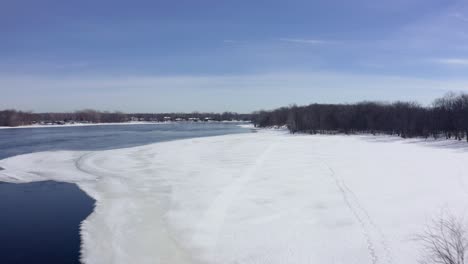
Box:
[252,93,468,141]
[0,110,128,127]
[130,112,251,122]
[0,109,251,127]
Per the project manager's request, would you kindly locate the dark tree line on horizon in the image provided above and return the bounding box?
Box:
[130,112,251,122]
[0,109,251,127]
[0,110,127,127]
[252,92,468,141]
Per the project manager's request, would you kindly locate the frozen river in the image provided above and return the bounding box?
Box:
[0,123,248,264]
[3,125,468,264]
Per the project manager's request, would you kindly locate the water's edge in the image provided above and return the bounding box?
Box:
[0,123,250,264]
[0,181,95,264]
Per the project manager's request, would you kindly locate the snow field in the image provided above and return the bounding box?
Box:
[1,131,468,263]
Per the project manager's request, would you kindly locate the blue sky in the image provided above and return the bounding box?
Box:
[2,0,468,112]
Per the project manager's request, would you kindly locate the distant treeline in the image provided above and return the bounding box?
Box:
[0,109,251,127]
[130,112,251,122]
[252,93,468,141]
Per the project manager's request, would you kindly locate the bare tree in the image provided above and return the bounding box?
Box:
[415,213,468,264]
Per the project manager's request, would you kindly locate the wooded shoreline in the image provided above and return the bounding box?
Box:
[0,110,252,127]
[252,92,468,141]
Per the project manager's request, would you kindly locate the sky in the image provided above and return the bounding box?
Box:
[2,0,468,113]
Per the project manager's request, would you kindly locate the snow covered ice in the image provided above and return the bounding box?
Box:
[2,130,468,264]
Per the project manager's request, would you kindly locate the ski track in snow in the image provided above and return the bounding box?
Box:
[193,143,277,261]
[318,157,393,264]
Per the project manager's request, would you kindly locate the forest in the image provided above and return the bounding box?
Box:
[252,92,468,141]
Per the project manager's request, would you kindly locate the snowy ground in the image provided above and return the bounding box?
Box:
[1,130,468,264]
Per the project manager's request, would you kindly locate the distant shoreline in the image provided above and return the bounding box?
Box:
[0,120,250,130]
[0,121,166,129]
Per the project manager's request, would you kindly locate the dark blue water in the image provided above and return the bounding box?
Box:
[0,181,94,264]
[0,123,248,159]
[0,123,248,264]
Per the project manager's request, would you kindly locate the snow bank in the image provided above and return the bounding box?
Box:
[236,123,254,129]
[1,131,468,264]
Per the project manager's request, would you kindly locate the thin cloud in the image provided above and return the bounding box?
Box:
[434,58,468,66]
[279,38,330,45]
[450,13,468,22]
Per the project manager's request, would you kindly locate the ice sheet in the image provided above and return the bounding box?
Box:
[2,131,468,263]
